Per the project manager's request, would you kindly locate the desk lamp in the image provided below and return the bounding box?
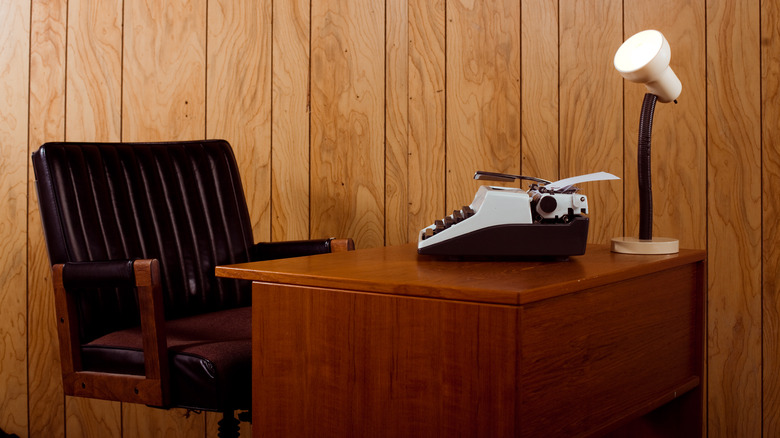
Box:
[611,29,681,254]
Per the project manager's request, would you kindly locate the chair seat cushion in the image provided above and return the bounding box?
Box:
[81,306,251,411]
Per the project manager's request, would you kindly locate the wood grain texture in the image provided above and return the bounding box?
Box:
[123,404,204,438]
[706,0,763,436]
[559,0,623,244]
[66,0,123,142]
[208,0,272,242]
[65,397,121,438]
[310,0,385,249]
[0,1,30,436]
[28,1,68,437]
[763,0,780,434]
[521,0,559,181]
[121,2,209,435]
[271,0,311,242]
[407,0,446,241]
[242,247,705,437]
[122,0,206,142]
[622,0,707,250]
[3,1,779,435]
[217,244,705,306]
[446,0,521,213]
[519,265,701,436]
[384,0,409,245]
[64,1,125,432]
[206,0,271,241]
[253,283,520,437]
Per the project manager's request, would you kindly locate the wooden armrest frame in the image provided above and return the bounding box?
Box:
[329,238,355,252]
[52,259,170,407]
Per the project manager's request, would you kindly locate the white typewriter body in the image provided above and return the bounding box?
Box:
[417,171,616,258]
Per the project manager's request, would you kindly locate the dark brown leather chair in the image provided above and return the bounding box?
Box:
[32,140,354,437]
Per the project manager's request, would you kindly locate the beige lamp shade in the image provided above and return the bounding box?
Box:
[614,30,682,103]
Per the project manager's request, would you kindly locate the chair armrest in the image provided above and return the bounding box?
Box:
[62,260,136,288]
[250,237,355,261]
[53,259,169,406]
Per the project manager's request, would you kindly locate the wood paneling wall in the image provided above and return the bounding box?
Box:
[0,0,775,436]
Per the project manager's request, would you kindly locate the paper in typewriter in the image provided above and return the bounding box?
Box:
[546,172,620,191]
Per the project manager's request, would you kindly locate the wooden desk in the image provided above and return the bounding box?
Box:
[216,244,705,437]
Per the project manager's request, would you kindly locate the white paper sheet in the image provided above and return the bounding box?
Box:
[546,171,620,190]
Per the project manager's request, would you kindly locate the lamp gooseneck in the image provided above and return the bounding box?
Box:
[611,29,680,254]
[638,93,657,240]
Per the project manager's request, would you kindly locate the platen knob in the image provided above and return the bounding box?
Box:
[538,195,557,214]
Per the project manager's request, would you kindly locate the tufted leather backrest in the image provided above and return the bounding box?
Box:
[32,140,254,342]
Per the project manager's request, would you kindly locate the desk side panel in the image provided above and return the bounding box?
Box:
[518,264,701,437]
[252,283,520,437]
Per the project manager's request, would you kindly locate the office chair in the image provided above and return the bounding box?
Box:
[32,140,354,437]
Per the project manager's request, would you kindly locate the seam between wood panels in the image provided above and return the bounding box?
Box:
[205,0,209,142]
[26,0,33,435]
[269,0,274,241]
[620,0,625,239]
[383,0,387,246]
[557,0,561,182]
[758,0,764,433]
[519,0,524,177]
[443,0,448,218]
[308,0,312,240]
[703,0,709,432]
[120,0,126,141]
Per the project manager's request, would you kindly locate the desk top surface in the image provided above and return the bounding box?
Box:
[216,243,705,305]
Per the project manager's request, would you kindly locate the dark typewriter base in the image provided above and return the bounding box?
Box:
[417,216,589,259]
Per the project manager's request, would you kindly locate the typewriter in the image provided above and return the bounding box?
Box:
[417,171,619,258]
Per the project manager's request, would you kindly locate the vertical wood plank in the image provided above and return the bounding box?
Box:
[310,0,385,249]
[271,0,311,242]
[3,2,778,437]
[521,0,559,181]
[559,0,622,244]
[446,0,521,212]
[763,0,780,434]
[123,0,206,142]
[123,404,205,437]
[385,0,409,245]
[0,1,30,436]
[622,0,707,250]
[63,0,125,434]
[122,1,208,435]
[620,5,707,433]
[706,0,762,436]
[208,0,272,242]
[66,0,123,142]
[28,0,68,436]
[65,397,121,438]
[407,0,446,240]
[207,0,271,427]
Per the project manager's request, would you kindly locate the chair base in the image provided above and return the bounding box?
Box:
[218,411,240,438]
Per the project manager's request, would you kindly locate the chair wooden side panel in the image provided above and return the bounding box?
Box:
[52,264,81,375]
[52,260,170,408]
[64,372,164,406]
[134,259,170,405]
[330,238,355,252]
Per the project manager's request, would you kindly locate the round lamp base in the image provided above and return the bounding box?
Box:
[611,236,679,254]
